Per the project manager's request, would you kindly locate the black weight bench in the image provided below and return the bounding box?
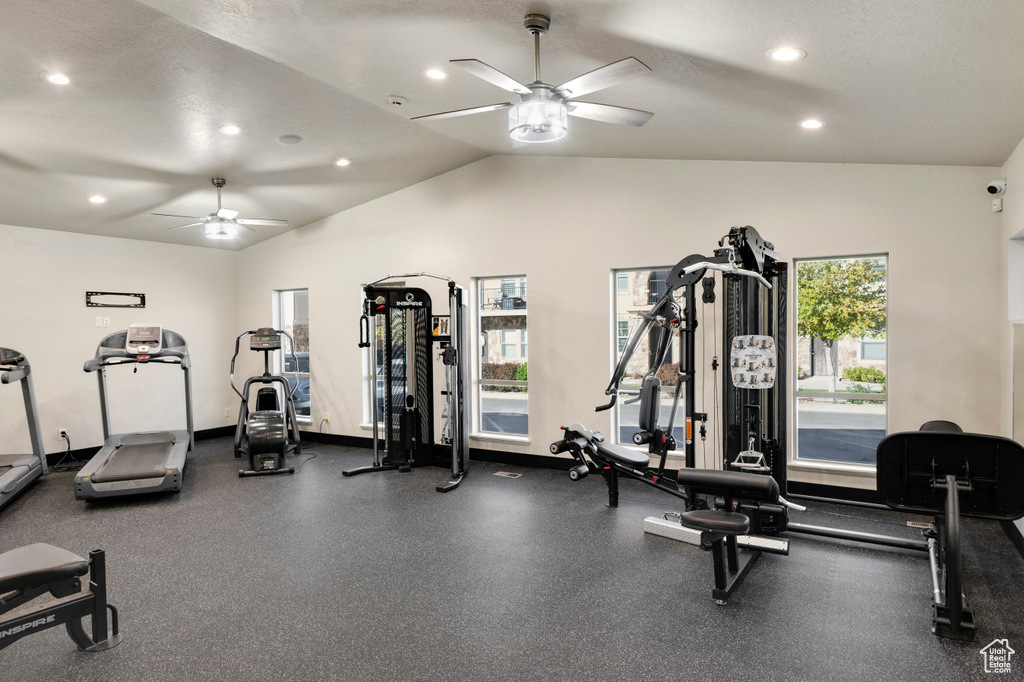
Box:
[675,468,782,604]
[0,543,121,652]
[877,421,1024,641]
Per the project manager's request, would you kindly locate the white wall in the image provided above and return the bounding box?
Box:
[236,155,1004,488]
[0,224,239,455]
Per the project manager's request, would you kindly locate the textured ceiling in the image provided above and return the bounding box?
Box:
[2,0,1024,249]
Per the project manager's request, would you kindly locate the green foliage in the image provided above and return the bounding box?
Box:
[482,362,527,393]
[843,382,884,405]
[843,366,886,384]
[797,259,887,342]
[514,361,528,383]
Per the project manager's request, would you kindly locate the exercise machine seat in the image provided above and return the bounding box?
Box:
[676,468,780,501]
[595,442,651,467]
[0,543,88,593]
[919,420,963,433]
[678,510,751,535]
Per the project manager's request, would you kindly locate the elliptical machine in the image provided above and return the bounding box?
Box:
[230,328,301,477]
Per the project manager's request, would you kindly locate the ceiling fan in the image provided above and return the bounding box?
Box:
[413,14,653,144]
[152,178,288,240]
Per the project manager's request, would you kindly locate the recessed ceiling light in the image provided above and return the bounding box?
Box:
[335,158,351,167]
[44,72,71,85]
[278,134,302,145]
[801,119,825,129]
[767,47,806,62]
[88,195,107,204]
[424,69,448,80]
[219,124,241,135]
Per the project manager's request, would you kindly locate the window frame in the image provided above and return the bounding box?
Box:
[791,253,888,474]
[274,288,311,425]
[471,274,529,442]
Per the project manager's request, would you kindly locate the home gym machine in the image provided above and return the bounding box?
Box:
[230,328,301,477]
[0,347,47,512]
[877,421,1024,641]
[77,324,195,500]
[555,226,937,604]
[344,273,469,493]
[0,543,121,652]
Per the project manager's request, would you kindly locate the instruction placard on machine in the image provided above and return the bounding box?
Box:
[730,335,776,389]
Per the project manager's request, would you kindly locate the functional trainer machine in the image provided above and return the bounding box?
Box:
[344,273,469,492]
[0,543,121,652]
[0,348,47,511]
[76,324,195,500]
[877,421,1024,641]
[230,327,301,476]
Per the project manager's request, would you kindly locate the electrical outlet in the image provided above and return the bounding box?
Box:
[224,408,231,418]
[59,428,68,440]
[103,317,110,327]
[323,412,329,422]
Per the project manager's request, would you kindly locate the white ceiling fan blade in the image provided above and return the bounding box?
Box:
[216,208,239,220]
[236,223,256,232]
[152,213,203,219]
[235,218,289,227]
[554,57,652,99]
[412,102,513,121]
[566,101,654,127]
[166,223,203,231]
[451,59,532,95]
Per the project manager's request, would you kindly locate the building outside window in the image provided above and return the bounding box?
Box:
[475,276,528,436]
[276,288,310,420]
[611,268,682,444]
[795,255,887,466]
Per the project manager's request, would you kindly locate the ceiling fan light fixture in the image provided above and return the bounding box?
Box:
[509,100,567,143]
[204,219,237,239]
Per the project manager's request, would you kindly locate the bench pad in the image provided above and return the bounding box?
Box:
[677,468,780,501]
[0,543,88,594]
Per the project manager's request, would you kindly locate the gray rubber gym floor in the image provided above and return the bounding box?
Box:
[2,437,1023,681]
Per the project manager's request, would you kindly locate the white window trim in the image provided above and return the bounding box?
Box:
[471,275,529,441]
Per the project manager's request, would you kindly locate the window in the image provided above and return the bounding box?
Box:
[616,273,629,294]
[611,267,683,445]
[276,289,310,421]
[617,321,630,353]
[475,275,528,436]
[861,340,885,361]
[795,256,887,466]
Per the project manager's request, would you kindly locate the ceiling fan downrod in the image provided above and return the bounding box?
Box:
[524,14,550,84]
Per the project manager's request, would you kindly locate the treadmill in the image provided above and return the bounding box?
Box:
[0,347,47,511]
[76,324,194,501]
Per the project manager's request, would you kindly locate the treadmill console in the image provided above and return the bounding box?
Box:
[250,328,282,351]
[126,323,163,355]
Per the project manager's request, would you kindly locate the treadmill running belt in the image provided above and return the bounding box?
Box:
[91,442,173,482]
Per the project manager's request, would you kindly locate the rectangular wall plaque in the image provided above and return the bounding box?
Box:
[86,291,146,308]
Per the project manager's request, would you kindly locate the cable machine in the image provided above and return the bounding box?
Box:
[343,273,469,492]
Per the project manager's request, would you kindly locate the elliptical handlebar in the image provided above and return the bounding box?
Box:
[229,328,301,401]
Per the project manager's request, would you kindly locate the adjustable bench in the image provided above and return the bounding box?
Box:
[0,543,121,652]
[674,469,782,604]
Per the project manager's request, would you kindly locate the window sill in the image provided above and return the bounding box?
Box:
[470,433,531,446]
[788,459,876,477]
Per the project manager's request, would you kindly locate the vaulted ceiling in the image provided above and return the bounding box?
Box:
[3,0,1024,249]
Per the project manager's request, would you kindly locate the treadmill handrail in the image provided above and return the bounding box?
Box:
[85,352,187,372]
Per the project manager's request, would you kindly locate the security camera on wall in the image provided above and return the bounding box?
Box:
[987,179,1007,195]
